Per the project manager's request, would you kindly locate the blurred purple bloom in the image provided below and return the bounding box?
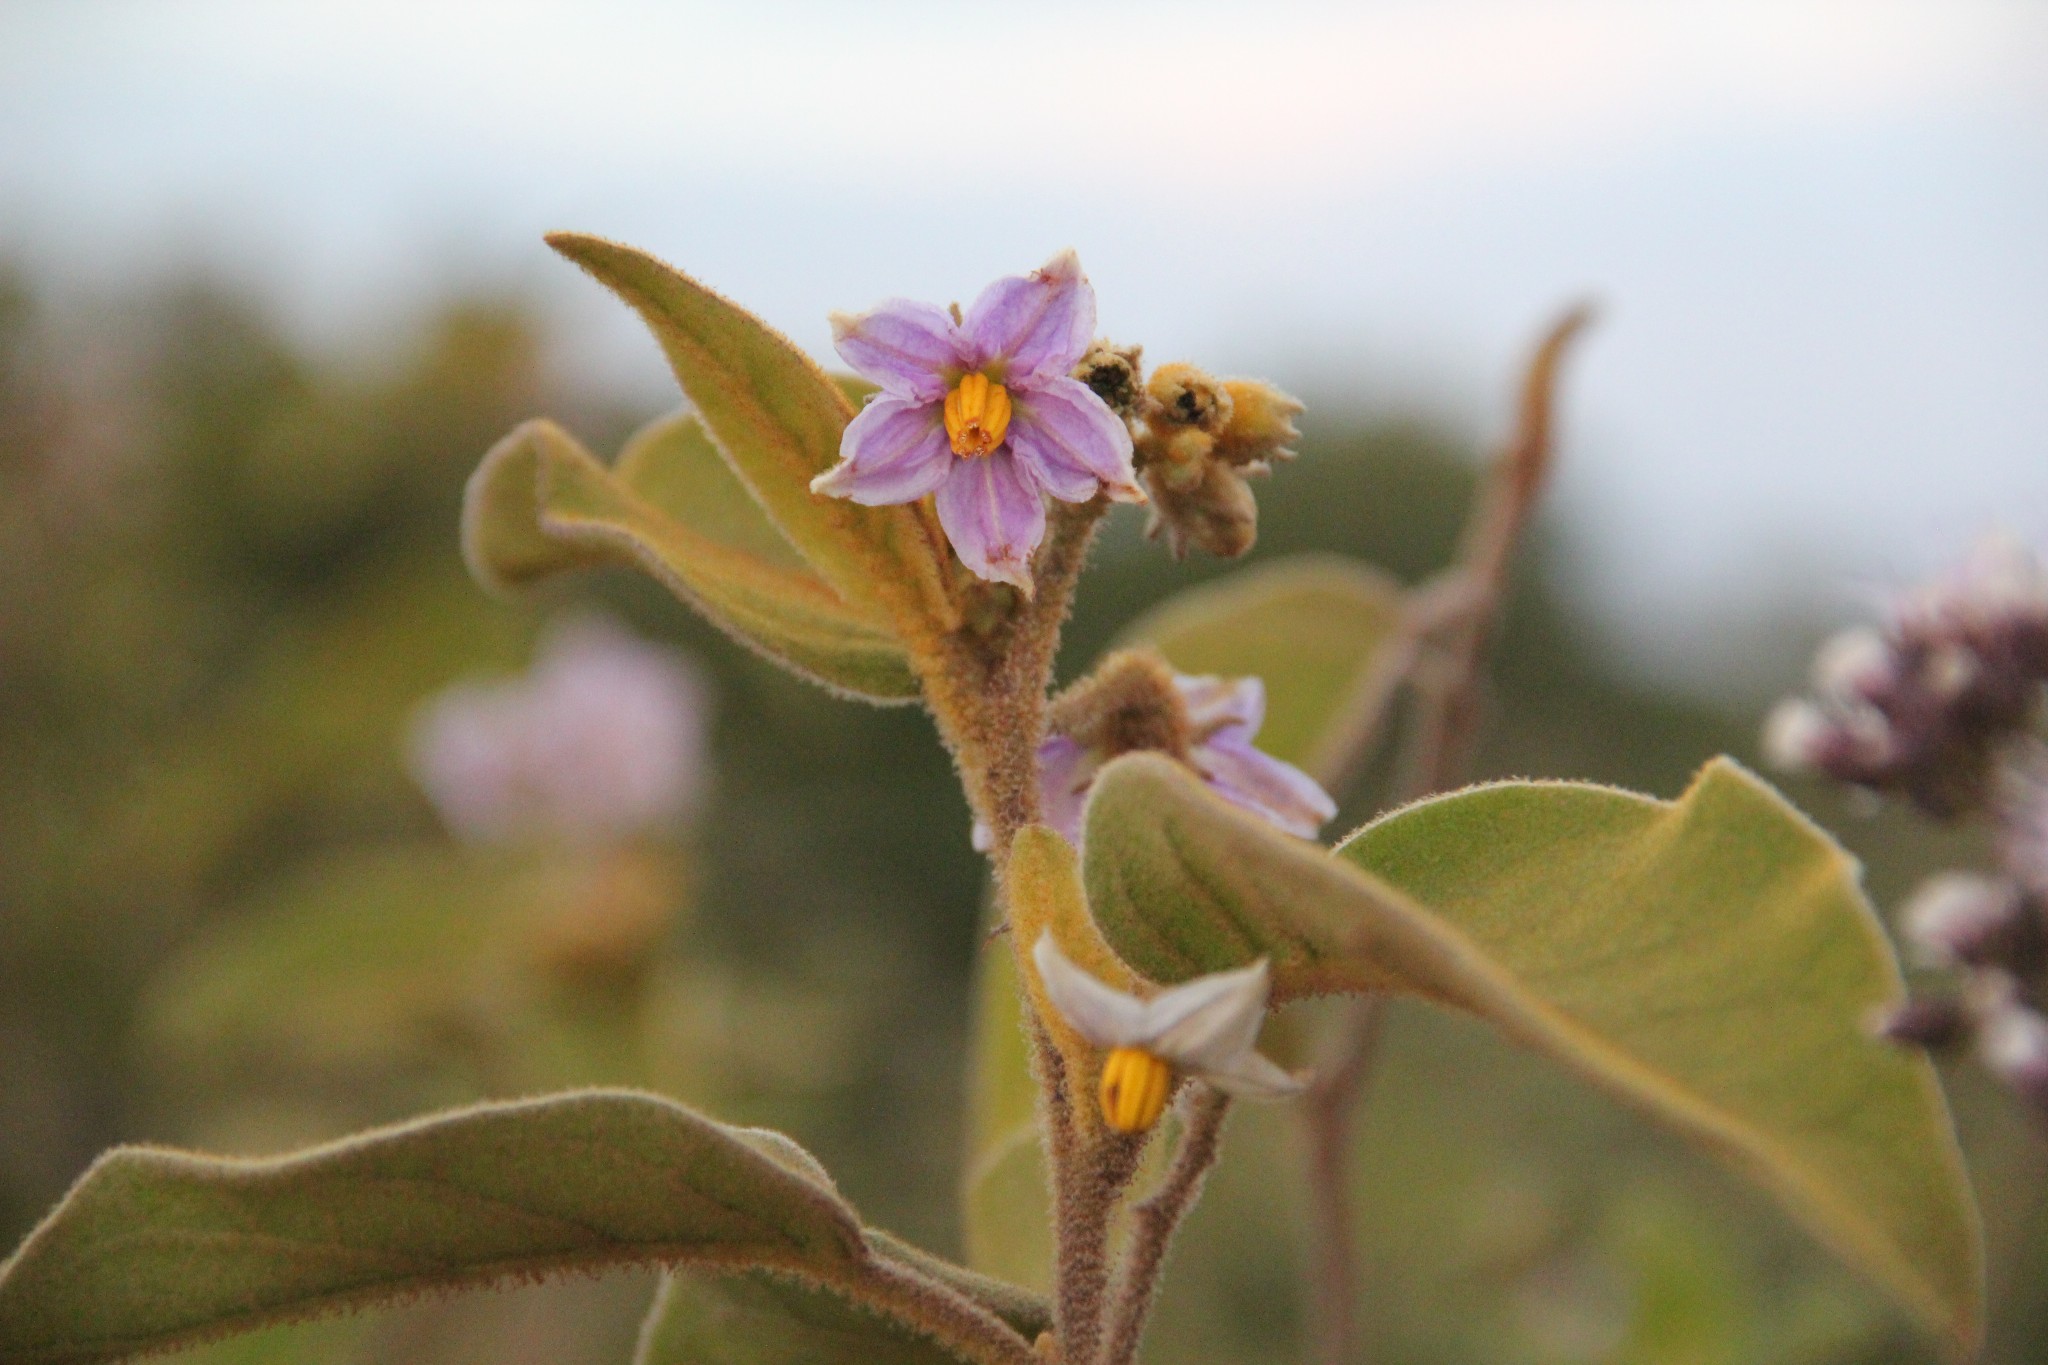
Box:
[408,617,710,845]
[978,670,1335,850]
[812,251,1141,591]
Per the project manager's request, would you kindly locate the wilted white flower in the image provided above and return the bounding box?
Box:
[408,616,709,845]
[1033,933,1303,1133]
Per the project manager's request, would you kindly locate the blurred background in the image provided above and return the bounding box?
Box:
[2,1,2045,1361]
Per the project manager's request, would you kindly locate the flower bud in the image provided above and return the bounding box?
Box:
[1213,378,1304,469]
[1979,1003,2048,1111]
[1900,872,2040,973]
[1145,362,1234,435]
[1810,627,1895,703]
[1762,699,1831,772]
[1874,996,1972,1051]
[1073,340,1144,421]
[2003,759,2048,901]
[1143,457,1259,560]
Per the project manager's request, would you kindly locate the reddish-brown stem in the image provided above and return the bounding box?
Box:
[1100,1087,1233,1365]
[1300,305,1593,1365]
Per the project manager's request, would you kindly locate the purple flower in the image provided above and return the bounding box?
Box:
[976,669,1337,850]
[408,616,710,845]
[812,251,1142,591]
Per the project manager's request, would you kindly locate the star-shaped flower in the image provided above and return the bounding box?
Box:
[812,251,1143,591]
[1034,934,1304,1133]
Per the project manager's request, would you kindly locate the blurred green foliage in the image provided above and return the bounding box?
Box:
[2,263,2044,1363]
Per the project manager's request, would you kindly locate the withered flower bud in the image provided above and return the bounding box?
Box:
[1875,996,1973,1052]
[1145,362,1235,435]
[1213,378,1304,469]
[1129,362,1300,561]
[1144,457,1259,560]
[1073,340,1144,421]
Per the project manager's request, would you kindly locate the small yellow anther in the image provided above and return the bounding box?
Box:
[943,372,1012,459]
[1099,1046,1173,1133]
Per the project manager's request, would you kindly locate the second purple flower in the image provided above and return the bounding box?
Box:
[811,251,1143,592]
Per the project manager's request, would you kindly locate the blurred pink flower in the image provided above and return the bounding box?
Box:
[408,616,710,844]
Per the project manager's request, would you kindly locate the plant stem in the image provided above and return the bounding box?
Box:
[1100,1086,1233,1365]
[1299,305,1593,1365]
[912,495,1117,1365]
[1301,998,1385,1365]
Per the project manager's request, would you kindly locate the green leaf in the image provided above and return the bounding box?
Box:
[464,413,919,700]
[0,1091,1035,1365]
[636,1234,1051,1365]
[1117,553,1405,781]
[1082,754,1983,1354]
[544,233,957,640]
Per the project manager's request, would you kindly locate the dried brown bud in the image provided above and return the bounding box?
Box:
[1073,340,1144,420]
[1145,362,1234,435]
[1047,649,1193,762]
[1142,457,1258,560]
[1213,377,1304,468]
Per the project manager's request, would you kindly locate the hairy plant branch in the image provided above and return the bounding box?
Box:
[1100,1086,1233,1365]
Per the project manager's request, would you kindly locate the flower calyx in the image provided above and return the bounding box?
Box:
[1033,933,1304,1134]
[971,650,1336,851]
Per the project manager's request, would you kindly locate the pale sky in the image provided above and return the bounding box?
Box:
[4,0,2045,686]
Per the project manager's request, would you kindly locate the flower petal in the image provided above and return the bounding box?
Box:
[810,395,953,504]
[1177,674,1266,738]
[1139,958,1273,1068]
[1198,1047,1307,1100]
[974,735,1093,851]
[831,300,962,402]
[934,450,1046,591]
[1195,733,1337,839]
[962,250,1096,387]
[1034,934,1148,1048]
[1007,377,1142,505]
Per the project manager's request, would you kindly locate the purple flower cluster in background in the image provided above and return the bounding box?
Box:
[1767,535,2048,1123]
[812,251,1142,591]
[408,616,710,846]
[1765,533,2048,817]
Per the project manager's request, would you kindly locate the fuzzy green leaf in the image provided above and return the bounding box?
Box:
[0,1091,1035,1365]
[1117,554,1405,781]
[1082,754,1983,1354]
[636,1234,1051,1365]
[464,413,918,700]
[544,233,957,638]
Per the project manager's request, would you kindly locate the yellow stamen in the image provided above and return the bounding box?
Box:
[1099,1046,1173,1133]
[943,372,1012,459]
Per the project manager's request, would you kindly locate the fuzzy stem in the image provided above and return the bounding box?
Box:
[1050,1119,1145,1365]
[1302,999,1386,1365]
[910,495,1114,1365]
[1100,1087,1232,1365]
